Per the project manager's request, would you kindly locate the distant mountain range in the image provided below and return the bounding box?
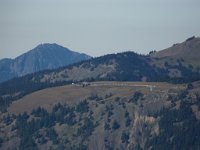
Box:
[22,36,200,83]
[1,37,200,150]
[0,43,91,83]
[0,36,200,102]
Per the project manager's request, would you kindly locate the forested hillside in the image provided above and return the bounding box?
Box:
[0,81,200,150]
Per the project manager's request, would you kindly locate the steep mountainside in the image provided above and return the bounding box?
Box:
[0,58,16,82]
[1,81,200,150]
[0,43,91,83]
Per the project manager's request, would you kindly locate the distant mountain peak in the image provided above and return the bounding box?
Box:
[0,43,91,83]
[34,43,69,51]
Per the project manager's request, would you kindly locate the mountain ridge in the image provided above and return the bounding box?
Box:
[150,36,200,68]
[151,36,200,58]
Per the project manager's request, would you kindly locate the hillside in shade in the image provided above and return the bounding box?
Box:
[0,43,91,83]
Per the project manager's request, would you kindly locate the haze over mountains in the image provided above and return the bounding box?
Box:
[1,36,200,84]
[1,36,200,150]
[0,43,91,83]
[0,37,200,106]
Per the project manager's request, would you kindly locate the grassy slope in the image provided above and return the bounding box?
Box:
[151,37,200,68]
[8,81,184,114]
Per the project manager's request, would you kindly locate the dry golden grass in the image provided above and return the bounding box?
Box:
[8,81,185,114]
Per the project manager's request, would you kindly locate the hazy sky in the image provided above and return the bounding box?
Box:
[0,0,200,59]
